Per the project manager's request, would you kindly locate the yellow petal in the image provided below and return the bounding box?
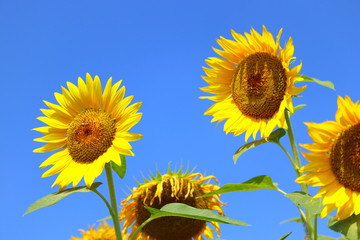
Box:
[42,154,72,177]
[37,116,68,129]
[116,113,143,132]
[39,149,69,168]
[113,138,132,150]
[33,142,65,153]
[296,171,335,186]
[34,133,67,143]
[115,132,143,142]
[33,126,66,135]
[320,203,335,218]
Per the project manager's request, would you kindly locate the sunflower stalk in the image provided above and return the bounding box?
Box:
[284,109,315,240]
[129,217,154,240]
[105,162,123,240]
[313,215,318,240]
[92,189,116,220]
[275,142,298,174]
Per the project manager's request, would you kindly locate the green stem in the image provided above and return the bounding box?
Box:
[276,187,288,195]
[129,216,164,240]
[298,207,307,224]
[284,109,302,176]
[92,189,116,218]
[284,109,314,240]
[130,218,153,240]
[275,142,298,173]
[314,215,318,240]
[105,162,122,240]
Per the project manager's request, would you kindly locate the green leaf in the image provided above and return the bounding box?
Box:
[329,215,360,240]
[292,104,306,115]
[146,203,250,226]
[202,175,279,197]
[297,74,335,90]
[97,215,112,222]
[280,217,302,224]
[111,155,127,179]
[278,232,292,240]
[233,138,266,163]
[24,182,102,215]
[285,191,323,216]
[233,128,286,163]
[129,203,249,240]
[266,128,286,144]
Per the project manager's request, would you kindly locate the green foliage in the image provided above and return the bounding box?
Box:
[202,175,280,197]
[233,128,286,163]
[285,191,323,216]
[266,128,287,144]
[278,232,292,240]
[329,215,360,240]
[293,104,306,115]
[129,203,249,240]
[297,75,335,90]
[97,215,112,222]
[233,138,267,163]
[145,203,250,226]
[24,182,102,215]
[280,217,302,224]
[111,155,127,179]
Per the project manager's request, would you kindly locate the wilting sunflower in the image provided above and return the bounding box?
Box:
[296,96,360,220]
[33,73,142,189]
[120,170,225,240]
[200,26,306,141]
[70,222,115,240]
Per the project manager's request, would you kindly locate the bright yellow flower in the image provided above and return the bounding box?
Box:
[201,26,305,141]
[70,222,115,240]
[120,170,225,240]
[296,96,360,220]
[34,73,142,189]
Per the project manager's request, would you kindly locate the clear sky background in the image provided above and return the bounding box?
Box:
[1,0,360,239]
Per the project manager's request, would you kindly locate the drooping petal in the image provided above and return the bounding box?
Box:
[120,170,224,240]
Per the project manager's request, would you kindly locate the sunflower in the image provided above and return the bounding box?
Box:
[120,170,225,240]
[200,26,306,141]
[296,96,360,220]
[33,73,142,190]
[70,222,115,240]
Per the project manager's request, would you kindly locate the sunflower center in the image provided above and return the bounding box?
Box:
[232,52,287,120]
[67,109,116,164]
[136,178,208,240]
[330,124,360,191]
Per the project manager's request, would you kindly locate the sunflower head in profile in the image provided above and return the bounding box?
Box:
[296,96,360,220]
[120,169,225,240]
[33,73,143,190]
[200,26,306,141]
[70,222,115,240]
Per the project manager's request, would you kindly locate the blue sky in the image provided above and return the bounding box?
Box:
[1,0,360,239]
